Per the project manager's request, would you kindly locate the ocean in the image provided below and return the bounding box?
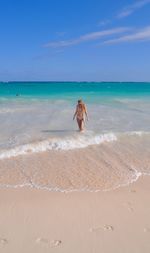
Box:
[0,81,150,191]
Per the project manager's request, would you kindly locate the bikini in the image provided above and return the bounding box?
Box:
[76,106,84,121]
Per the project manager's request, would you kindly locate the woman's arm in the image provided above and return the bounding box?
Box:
[84,104,89,120]
[73,106,77,120]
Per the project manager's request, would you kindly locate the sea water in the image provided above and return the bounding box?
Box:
[0,82,150,191]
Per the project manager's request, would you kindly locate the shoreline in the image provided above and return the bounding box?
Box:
[0,168,143,193]
[0,134,150,192]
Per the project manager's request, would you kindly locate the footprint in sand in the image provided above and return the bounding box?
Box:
[36,237,62,247]
[90,225,114,232]
[0,238,8,246]
[123,201,134,212]
[130,189,136,193]
[144,227,150,233]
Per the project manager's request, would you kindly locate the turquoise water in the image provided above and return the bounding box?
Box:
[0,82,150,101]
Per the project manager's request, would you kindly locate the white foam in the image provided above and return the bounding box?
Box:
[127,131,146,136]
[103,167,142,192]
[0,169,146,193]
[0,108,16,114]
[0,133,117,160]
[0,108,32,114]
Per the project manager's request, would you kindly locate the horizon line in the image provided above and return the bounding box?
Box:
[0,80,150,83]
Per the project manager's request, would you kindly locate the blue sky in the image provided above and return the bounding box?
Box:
[0,0,150,81]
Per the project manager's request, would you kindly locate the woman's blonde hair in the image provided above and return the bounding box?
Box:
[78,100,85,110]
[78,99,82,104]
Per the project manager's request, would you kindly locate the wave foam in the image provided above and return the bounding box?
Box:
[0,168,147,193]
[127,131,146,136]
[0,133,117,160]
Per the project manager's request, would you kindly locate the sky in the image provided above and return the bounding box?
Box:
[0,0,150,82]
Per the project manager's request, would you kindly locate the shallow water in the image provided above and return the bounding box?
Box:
[0,82,150,191]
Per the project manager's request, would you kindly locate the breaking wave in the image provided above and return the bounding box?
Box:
[0,132,117,160]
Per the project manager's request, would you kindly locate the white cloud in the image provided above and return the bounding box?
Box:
[43,27,130,48]
[117,0,150,18]
[103,26,150,44]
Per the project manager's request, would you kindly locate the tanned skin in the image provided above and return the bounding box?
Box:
[73,100,88,131]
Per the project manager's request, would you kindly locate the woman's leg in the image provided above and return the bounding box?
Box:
[80,119,84,131]
[77,118,81,130]
[77,118,84,131]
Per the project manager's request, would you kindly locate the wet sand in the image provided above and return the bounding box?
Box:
[0,175,150,253]
[0,134,150,191]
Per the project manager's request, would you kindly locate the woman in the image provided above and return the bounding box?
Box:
[73,100,88,131]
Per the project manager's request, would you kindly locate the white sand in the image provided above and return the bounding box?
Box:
[0,175,150,253]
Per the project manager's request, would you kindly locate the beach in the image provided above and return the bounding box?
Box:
[0,82,150,252]
[0,176,150,253]
[1,0,150,249]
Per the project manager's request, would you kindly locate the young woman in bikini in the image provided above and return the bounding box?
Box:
[73,100,88,131]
